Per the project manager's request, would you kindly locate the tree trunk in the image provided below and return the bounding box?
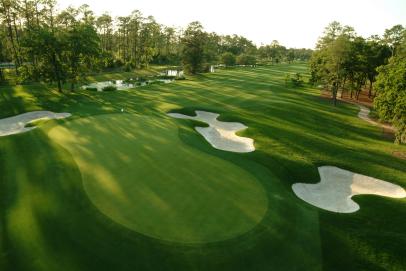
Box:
[340,76,347,98]
[4,9,20,74]
[56,76,62,92]
[368,80,373,98]
[51,52,62,92]
[332,83,338,106]
[0,69,4,83]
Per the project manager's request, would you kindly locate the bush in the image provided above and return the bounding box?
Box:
[221,52,236,66]
[236,54,257,66]
[374,55,406,144]
[102,85,117,91]
[291,73,304,87]
[123,78,134,84]
[16,65,35,83]
[124,62,134,72]
[156,75,176,80]
[85,87,98,91]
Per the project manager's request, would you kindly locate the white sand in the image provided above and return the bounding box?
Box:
[292,166,406,213]
[167,111,255,153]
[0,111,71,137]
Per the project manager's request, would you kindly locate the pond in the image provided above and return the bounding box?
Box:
[82,78,174,92]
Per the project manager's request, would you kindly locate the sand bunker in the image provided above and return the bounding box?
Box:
[292,166,406,213]
[0,111,71,137]
[167,111,255,153]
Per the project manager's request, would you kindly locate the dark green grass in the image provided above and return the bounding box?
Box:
[1,63,405,271]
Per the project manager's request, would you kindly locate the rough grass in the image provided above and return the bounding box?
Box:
[0,63,405,271]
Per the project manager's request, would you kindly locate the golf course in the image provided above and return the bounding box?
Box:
[1,0,406,268]
[1,63,405,270]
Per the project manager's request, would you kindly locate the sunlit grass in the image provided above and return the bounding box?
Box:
[0,63,405,271]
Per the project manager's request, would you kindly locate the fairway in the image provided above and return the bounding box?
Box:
[48,113,268,243]
[1,63,405,271]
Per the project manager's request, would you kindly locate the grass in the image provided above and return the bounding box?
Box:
[48,113,268,243]
[0,63,405,271]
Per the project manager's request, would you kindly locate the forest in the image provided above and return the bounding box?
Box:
[0,0,311,88]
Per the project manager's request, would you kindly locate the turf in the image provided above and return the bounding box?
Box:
[0,63,405,271]
[48,113,268,243]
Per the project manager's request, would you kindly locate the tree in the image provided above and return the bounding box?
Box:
[23,25,65,91]
[364,36,391,97]
[64,22,100,90]
[138,16,161,67]
[287,49,295,63]
[310,22,353,105]
[220,34,256,56]
[221,52,236,66]
[95,13,113,53]
[383,24,405,56]
[346,37,368,100]
[325,35,352,105]
[181,21,207,74]
[374,39,406,144]
[0,0,22,74]
[269,40,285,64]
[236,54,256,65]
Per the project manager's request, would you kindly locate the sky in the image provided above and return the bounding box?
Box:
[58,0,406,49]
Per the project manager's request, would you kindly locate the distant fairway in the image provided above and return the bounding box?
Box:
[48,114,268,243]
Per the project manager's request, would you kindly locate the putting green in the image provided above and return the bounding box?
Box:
[48,113,268,243]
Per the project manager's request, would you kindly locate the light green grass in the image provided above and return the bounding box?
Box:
[48,113,268,243]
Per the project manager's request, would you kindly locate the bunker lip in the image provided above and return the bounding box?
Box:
[167,110,255,153]
[0,111,71,137]
[292,166,406,213]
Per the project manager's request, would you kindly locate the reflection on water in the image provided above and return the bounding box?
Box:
[82,78,174,92]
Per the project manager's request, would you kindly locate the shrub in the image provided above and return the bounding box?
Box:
[123,78,134,84]
[124,62,134,72]
[291,73,304,87]
[284,73,291,86]
[221,52,236,66]
[85,87,98,91]
[236,54,257,66]
[102,85,117,91]
[156,75,176,80]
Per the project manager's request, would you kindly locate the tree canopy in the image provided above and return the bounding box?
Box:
[310,21,405,143]
[374,35,406,143]
[0,0,314,86]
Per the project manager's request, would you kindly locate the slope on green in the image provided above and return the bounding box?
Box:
[48,113,268,243]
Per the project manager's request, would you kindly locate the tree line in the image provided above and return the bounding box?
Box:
[310,21,405,143]
[0,0,312,89]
